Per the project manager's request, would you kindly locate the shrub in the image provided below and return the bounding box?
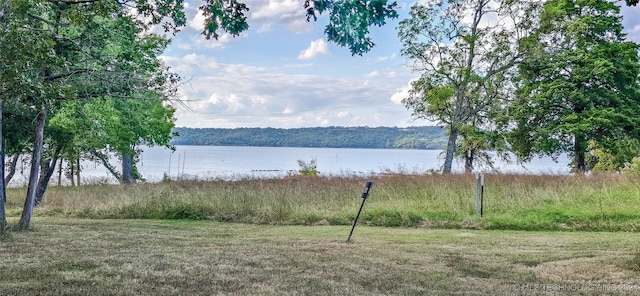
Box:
[297,158,319,176]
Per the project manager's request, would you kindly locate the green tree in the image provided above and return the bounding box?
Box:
[507,0,640,173]
[623,156,640,176]
[36,15,177,198]
[0,0,69,229]
[0,0,8,229]
[0,0,180,228]
[397,0,530,174]
[100,97,176,184]
[0,0,401,229]
[585,138,640,172]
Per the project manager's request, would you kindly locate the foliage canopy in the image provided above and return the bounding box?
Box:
[506,0,640,172]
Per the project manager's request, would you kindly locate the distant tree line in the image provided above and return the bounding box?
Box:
[171,126,448,150]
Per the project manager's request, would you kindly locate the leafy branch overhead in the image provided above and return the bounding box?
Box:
[304,0,399,55]
[200,0,249,40]
[131,0,400,55]
[47,0,398,55]
[197,0,400,55]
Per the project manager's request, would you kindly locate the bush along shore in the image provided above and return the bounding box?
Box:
[4,173,640,232]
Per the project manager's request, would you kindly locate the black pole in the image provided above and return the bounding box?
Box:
[347,181,373,242]
[480,174,485,217]
[480,184,484,217]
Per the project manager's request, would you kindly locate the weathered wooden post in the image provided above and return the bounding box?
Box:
[474,172,486,218]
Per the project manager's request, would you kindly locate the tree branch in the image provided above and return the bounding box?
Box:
[45,68,98,82]
[0,0,8,22]
[47,0,103,5]
[90,150,122,182]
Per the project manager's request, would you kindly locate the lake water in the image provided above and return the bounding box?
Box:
[8,146,572,185]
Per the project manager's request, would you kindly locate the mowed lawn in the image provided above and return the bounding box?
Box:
[1,218,640,295]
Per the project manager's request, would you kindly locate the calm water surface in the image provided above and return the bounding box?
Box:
[105,146,570,182]
[9,146,571,185]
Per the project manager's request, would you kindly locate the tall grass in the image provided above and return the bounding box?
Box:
[5,173,640,231]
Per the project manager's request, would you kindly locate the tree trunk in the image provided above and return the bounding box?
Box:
[0,0,9,232]
[442,126,459,174]
[574,134,586,173]
[4,154,19,186]
[19,105,47,229]
[122,150,133,184]
[34,148,60,207]
[69,160,75,186]
[57,158,62,186]
[76,157,80,186]
[465,149,474,173]
[92,150,122,181]
[0,100,7,230]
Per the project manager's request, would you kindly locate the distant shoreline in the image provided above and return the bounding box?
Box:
[168,143,444,150]
[170,126,448,150]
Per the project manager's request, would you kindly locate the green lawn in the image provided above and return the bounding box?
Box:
[1,218,639,295]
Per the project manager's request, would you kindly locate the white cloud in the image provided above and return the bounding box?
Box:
[222,64,268,76]
[319,118,330,126]
[189,32,244,49]
[257,23,274,33]
[621,5,640,42]
[188,9,206,32]
[251,95,268,105]
[626,25,640,42]
[390,80,415,104]
[249,0,300,20]
[285,19,311,33]
[198,93,246,114]
[243,0,310,34]
[376,53,397,62]
[168,62,420,128]
[365,71,380,78]
[162,53,272,82]
[185,0,300,31]
[282,106,294,114]
[161,53,220,75]
[163,0,435,128]
[337,111,350,118]
[298,39,329,59]
[282,63,313,69]
[161,0,639,129]
[364,70,404,79]
[390,90,407,105]
[175,42,192,50]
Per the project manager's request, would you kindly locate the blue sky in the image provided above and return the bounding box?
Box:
[160,0,640,129]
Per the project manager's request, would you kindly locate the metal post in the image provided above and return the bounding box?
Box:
[480,173,485,217]
[347,181,373,242]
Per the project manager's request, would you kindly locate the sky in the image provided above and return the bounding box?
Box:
[160,0,640,129]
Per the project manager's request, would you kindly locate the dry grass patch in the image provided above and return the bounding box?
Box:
[1,218,640,295]
[533,257,632,284]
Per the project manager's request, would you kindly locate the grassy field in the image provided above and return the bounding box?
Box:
[0,218,639,295]
[4,173,640,231]
[2,175,640,294]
